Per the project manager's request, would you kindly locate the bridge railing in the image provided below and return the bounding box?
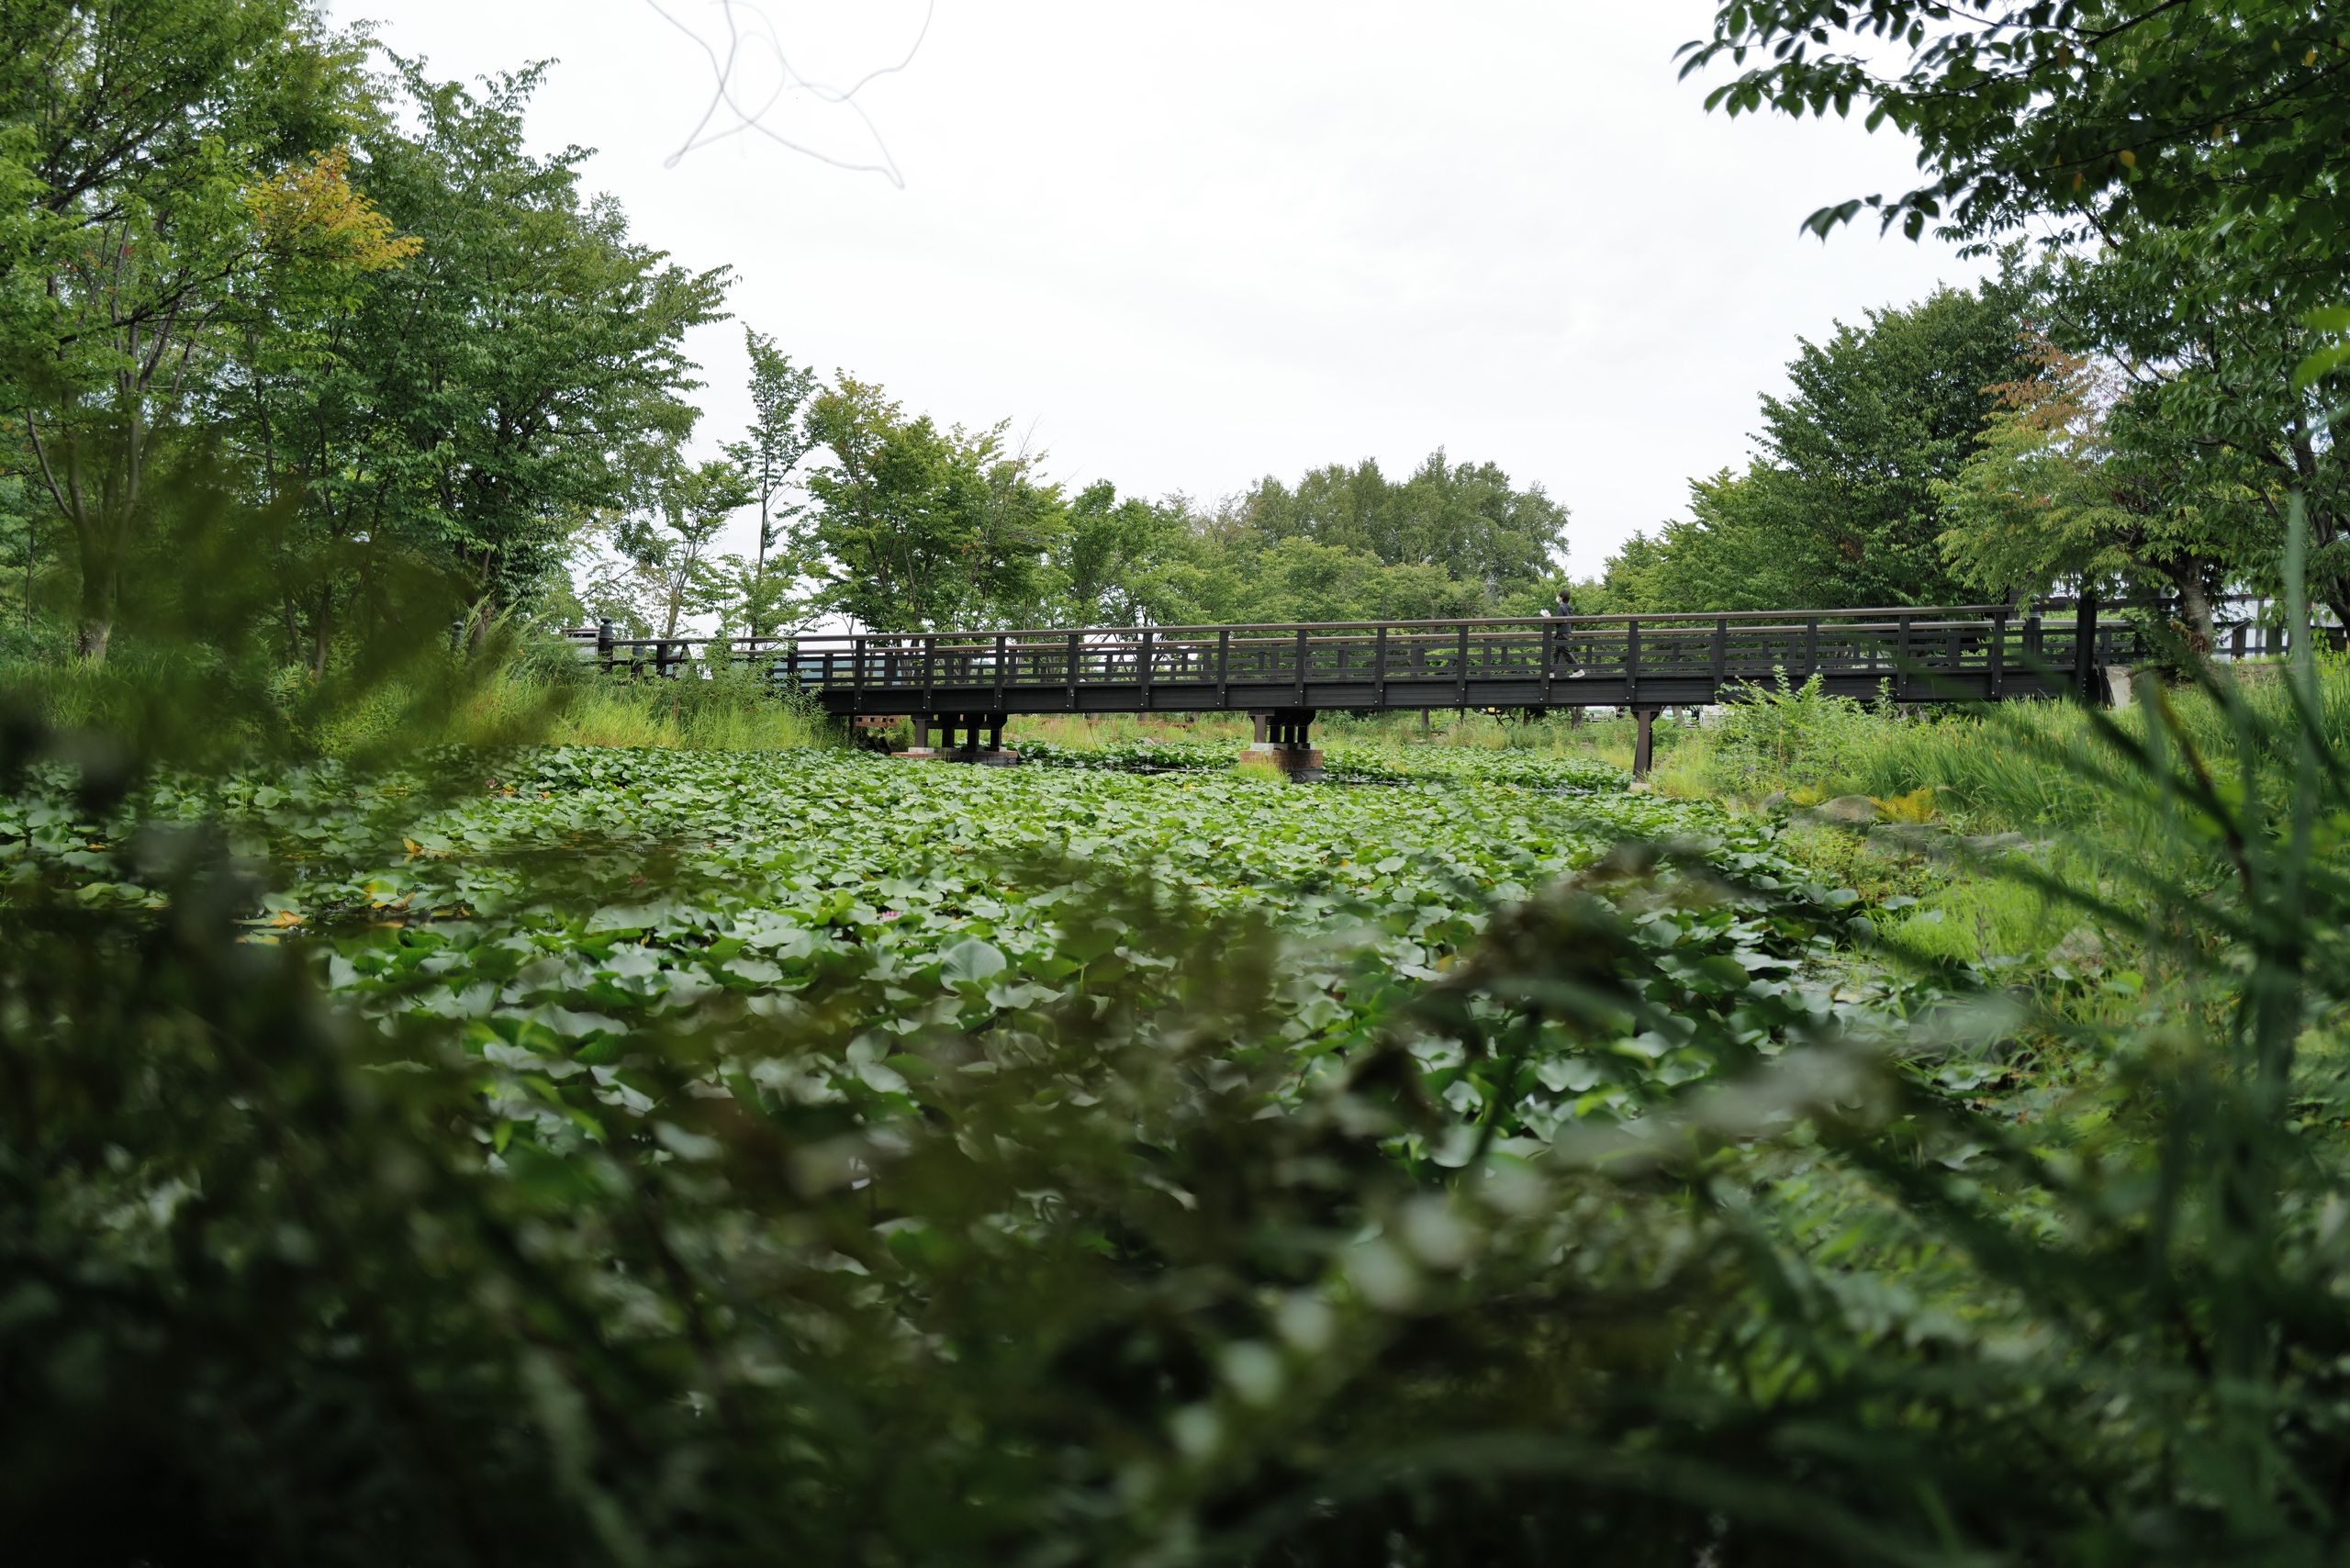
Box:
[558,605,2130,700]
[553,596,2346,720]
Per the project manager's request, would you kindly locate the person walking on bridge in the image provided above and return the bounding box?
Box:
[1545,586,1581,675]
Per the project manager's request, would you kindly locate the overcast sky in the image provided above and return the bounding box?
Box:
[330,0,1984,574]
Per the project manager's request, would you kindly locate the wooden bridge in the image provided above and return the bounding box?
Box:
[562,599,2190,774]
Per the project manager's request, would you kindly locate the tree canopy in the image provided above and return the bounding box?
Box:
[1585,277,2036,611]
[1684,1,2350,627]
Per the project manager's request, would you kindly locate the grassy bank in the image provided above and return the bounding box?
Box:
[1665,657,2350,830]
[1005,704,1698,771]
[441,663,833,752]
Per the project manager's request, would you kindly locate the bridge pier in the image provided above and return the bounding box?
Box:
[1239,707,1323,781]
[898,710,1020,766]
[1631,707,1660,781]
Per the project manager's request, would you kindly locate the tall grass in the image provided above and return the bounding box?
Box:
[449,666,833,752]
[1681,656,2350,831]
[1007,704,1695,771]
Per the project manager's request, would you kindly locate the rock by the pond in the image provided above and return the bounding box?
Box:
[1866,822,1948,857]
[2049,924,2107,972]
[1796,794,1884,829]
[1966,831,2031,856]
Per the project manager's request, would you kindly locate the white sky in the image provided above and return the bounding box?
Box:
[331,0,1983,575]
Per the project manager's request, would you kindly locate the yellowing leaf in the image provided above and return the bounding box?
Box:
[247,149,422,272]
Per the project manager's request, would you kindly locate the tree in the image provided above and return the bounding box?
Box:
[1684,3,2350,619]
[3,0,370,658]
[1938,342,2241,643]
[800,376,1061,631]
[1600,465,1818,613]
[629,456,755,641]
[1754,278,2040,604]
[1589,279,2038,612]
[343,61,728,626]
[576,456,755,640]
[1044,480,1175,627]
[221,147,424,674]
[1683,1,2350,301]
[727,328,817,634]
[2045,232,2350,624]
[1241,450,1569,604]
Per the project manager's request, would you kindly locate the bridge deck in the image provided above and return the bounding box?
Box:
[567,605,2153,718]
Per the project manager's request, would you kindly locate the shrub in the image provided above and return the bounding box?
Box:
[1703,669,1875,797]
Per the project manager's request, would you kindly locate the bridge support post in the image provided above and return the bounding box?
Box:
[1631,707,1660,782]
[2072,589,2110,705]
[894,710,1020,766]
[1239,707,1323,781]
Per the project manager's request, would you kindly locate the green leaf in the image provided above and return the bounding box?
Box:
[940,937,1007,986]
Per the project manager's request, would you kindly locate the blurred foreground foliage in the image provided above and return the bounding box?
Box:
[6,504,2350,1567]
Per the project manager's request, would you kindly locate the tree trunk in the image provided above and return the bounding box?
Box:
[75,554,116,662]
[310,586,333,680]
[2175,572,2216,655]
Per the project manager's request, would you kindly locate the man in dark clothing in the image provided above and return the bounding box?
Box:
[1545,588,1579,673]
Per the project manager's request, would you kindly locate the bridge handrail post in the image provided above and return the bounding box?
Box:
[1376,624,1389,706]
[1067,631,1080,711]
[1538,618,1551,706]
[1988,610,2006,698]
[596,618,614,666]
[1710,615,1727,692]
[1139,628,1155,710]
[994,633,1007,709]
[1454,622,1469,709]
[1896,613,1912,700]
[1805,617,1819,681]
[2072,589,2098,701]
[922,634,935,712]
[1626,618,1639,708]
[1295,626,1308,707]
[1217,629,1230,707]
